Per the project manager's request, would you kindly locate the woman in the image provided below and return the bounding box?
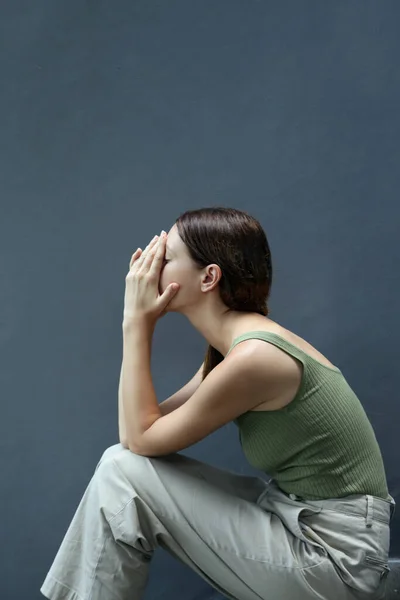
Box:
[41,207,394,600]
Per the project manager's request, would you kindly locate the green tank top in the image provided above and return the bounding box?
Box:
[226,331,389,501]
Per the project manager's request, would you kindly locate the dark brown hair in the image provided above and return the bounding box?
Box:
[175,207,273,380]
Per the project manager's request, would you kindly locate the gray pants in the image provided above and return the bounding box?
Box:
[40,443,395,600]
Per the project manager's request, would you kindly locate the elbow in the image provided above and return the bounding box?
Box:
[128,440,143,454]
[120,436,142,454]
[119,437,129,449]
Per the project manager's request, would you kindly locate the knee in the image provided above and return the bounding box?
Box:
[95,442,129,471]
[97,442,152,471]
[97,443,154,486]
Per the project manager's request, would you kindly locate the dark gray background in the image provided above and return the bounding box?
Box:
[1,2,399,599]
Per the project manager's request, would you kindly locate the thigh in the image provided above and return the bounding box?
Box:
[100,445,351,600]
[108,448,299,562]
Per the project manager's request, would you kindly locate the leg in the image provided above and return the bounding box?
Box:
[40,444,351,600]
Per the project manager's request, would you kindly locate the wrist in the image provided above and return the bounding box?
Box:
[122,317,155,335]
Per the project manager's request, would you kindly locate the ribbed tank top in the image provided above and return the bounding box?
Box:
[226,331,389,501]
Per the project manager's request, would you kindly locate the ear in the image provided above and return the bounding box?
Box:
[202,264,222,290]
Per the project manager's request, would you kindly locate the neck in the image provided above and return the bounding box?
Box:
[181,298,268,357]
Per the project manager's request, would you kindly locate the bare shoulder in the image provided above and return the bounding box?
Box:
[208,346,280,404]
[229,321,337,371]
[225,324,338,411]
[226,337,302,392]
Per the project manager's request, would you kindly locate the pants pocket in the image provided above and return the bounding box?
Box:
[301,510,391,595]
[364,554,391,582]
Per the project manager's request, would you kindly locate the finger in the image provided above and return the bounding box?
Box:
[141,235,159,258]
[130,247,144,267]
[142,237,162,271]
[130,248,142,268]
[141,236,159,257]
[135,235,159,269]
[149,236,165,274]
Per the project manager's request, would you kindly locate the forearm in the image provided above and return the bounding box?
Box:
[121,320,162,450]
[118,340,172,445]
[118,362,128,446]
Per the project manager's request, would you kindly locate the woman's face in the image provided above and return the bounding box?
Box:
[158,224,200,312]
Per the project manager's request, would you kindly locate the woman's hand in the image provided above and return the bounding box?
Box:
[123,232,180,328]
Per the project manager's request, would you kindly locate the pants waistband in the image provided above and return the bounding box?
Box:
[267,482,396,525]
[293,493,395,525]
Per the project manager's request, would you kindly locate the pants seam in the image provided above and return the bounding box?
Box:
[158,508,328,570]
[86,533,107,600]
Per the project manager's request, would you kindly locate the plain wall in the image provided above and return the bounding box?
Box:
[1,2,399,599]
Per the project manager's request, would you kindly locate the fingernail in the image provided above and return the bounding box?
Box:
[161,230,166,237]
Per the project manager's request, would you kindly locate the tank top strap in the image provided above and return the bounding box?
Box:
[226,330,310,366]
